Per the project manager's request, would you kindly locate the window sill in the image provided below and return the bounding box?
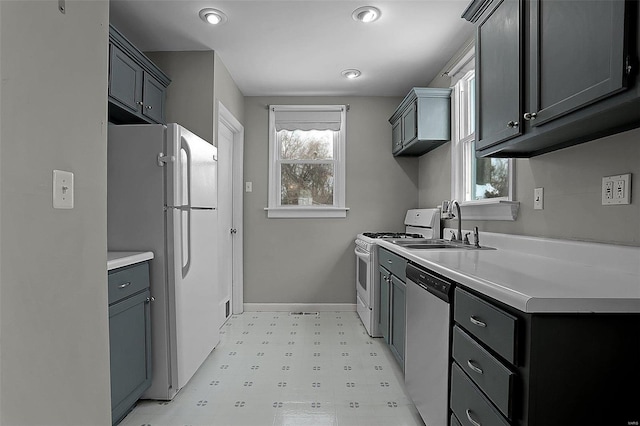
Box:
[458,200,519,221]
[265,207,350,219]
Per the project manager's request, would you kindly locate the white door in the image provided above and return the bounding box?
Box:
[217,122,234,327]
[216,102,244,319]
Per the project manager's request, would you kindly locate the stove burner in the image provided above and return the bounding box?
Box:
[362,232,423,239]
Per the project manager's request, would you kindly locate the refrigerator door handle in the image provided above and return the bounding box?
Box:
[181,207,192,278]
[180,138,192,208]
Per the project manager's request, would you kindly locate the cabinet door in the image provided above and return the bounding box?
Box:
[109,290,152,424]
[527,0,627,127]
[109,44,143,114]
[401,102,417,146]
[475,0,522,151]
[391,120,402,154]
[378,268,391,344]
[390,275,406,369]
[142,73,166,124]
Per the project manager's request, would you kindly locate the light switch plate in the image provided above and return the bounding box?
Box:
[534,187,544,210]
[245,181,253,193]
[53,170,74,209]
[602,173,631,205]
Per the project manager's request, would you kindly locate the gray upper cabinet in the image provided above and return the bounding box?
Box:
[464,0,640,158]
[389,88,452,156]
[108,25,170,125]
[475,0,522,151]
[109,45,143,114]
[528,0,627,127]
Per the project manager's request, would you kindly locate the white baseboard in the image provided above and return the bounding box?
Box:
[243,303,356,312]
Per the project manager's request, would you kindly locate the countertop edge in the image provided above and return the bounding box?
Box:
[107,251,154,271]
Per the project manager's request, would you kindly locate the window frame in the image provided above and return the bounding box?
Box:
[266,105,349,218]
[450,50,519,220]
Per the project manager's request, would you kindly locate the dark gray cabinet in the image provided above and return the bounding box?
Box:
[464,0,640,157]
[451,286,640,426]
[108,262,152,425]
[475,0,522,151]
[528,0,627,128]
[378,266,391,343]
[377,247,408,369]
[108,25,170,125]
[389,275,406,367]
[389,88,452,156]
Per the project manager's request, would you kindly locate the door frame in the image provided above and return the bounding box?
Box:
[216,101,244,314]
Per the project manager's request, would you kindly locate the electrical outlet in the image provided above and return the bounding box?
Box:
[602,173,631,205]
[534,187,544,210]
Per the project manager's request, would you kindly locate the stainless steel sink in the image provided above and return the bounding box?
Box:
[389,239,495,251]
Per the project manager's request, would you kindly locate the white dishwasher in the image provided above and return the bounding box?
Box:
[405,263,454,426]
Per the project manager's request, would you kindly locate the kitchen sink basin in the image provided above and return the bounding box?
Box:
[389,239,495,251]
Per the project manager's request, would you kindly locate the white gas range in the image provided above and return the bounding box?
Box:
[354,208,441,337]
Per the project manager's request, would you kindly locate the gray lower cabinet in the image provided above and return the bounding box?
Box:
[108,262,152,425]
[451,286,640,426]
[377,247,407,370]
[389,88,452,156]
[378,266,391,343]
[108,25,170,125]
[389,275,406,368]
[464,0,640,158]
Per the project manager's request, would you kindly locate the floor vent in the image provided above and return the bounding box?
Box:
[289,312,319,316]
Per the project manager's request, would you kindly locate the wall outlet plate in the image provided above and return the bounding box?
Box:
[602,173,631,205]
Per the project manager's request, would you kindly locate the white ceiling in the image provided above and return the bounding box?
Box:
[109,1,474,97]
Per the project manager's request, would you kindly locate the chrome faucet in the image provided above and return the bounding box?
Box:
[450,200,462,242]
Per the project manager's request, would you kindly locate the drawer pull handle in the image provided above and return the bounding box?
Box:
[466,409,482,426]
[467,360,484,375]
[469,316,487,327]
[387,260,392,264]
[117,282,131,289]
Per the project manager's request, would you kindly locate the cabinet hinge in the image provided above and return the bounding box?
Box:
[625,55,633,75]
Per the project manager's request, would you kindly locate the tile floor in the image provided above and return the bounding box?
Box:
[120,311,425,426]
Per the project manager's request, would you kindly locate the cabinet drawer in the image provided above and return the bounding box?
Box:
[453,325,516,419]
[454,288,518,364]
[108,262,150,305]
[451,362,510,426]
[378,247,407,281]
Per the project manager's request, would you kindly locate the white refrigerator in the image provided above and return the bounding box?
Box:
[108,123,220,400]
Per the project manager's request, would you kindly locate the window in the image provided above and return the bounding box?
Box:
[266,105,348,218]
[450,49,518,220]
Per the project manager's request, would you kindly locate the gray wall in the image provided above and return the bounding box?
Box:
[0,1,112,424]
[145,51,245,146]
[243,96,417,304]
[146,51,216,143]
[419,41,640,246]
[214,53,245,134]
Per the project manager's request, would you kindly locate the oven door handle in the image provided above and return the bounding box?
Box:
[354,247,370,259]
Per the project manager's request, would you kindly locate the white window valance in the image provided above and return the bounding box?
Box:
[272,106,344,131]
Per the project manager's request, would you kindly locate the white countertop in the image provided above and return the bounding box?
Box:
[377,232,640,313]
[107,251,154,271]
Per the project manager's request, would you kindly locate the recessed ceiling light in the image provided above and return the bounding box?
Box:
[199,8,228,25]
[352,6,381,23]
[342,69,362,79]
